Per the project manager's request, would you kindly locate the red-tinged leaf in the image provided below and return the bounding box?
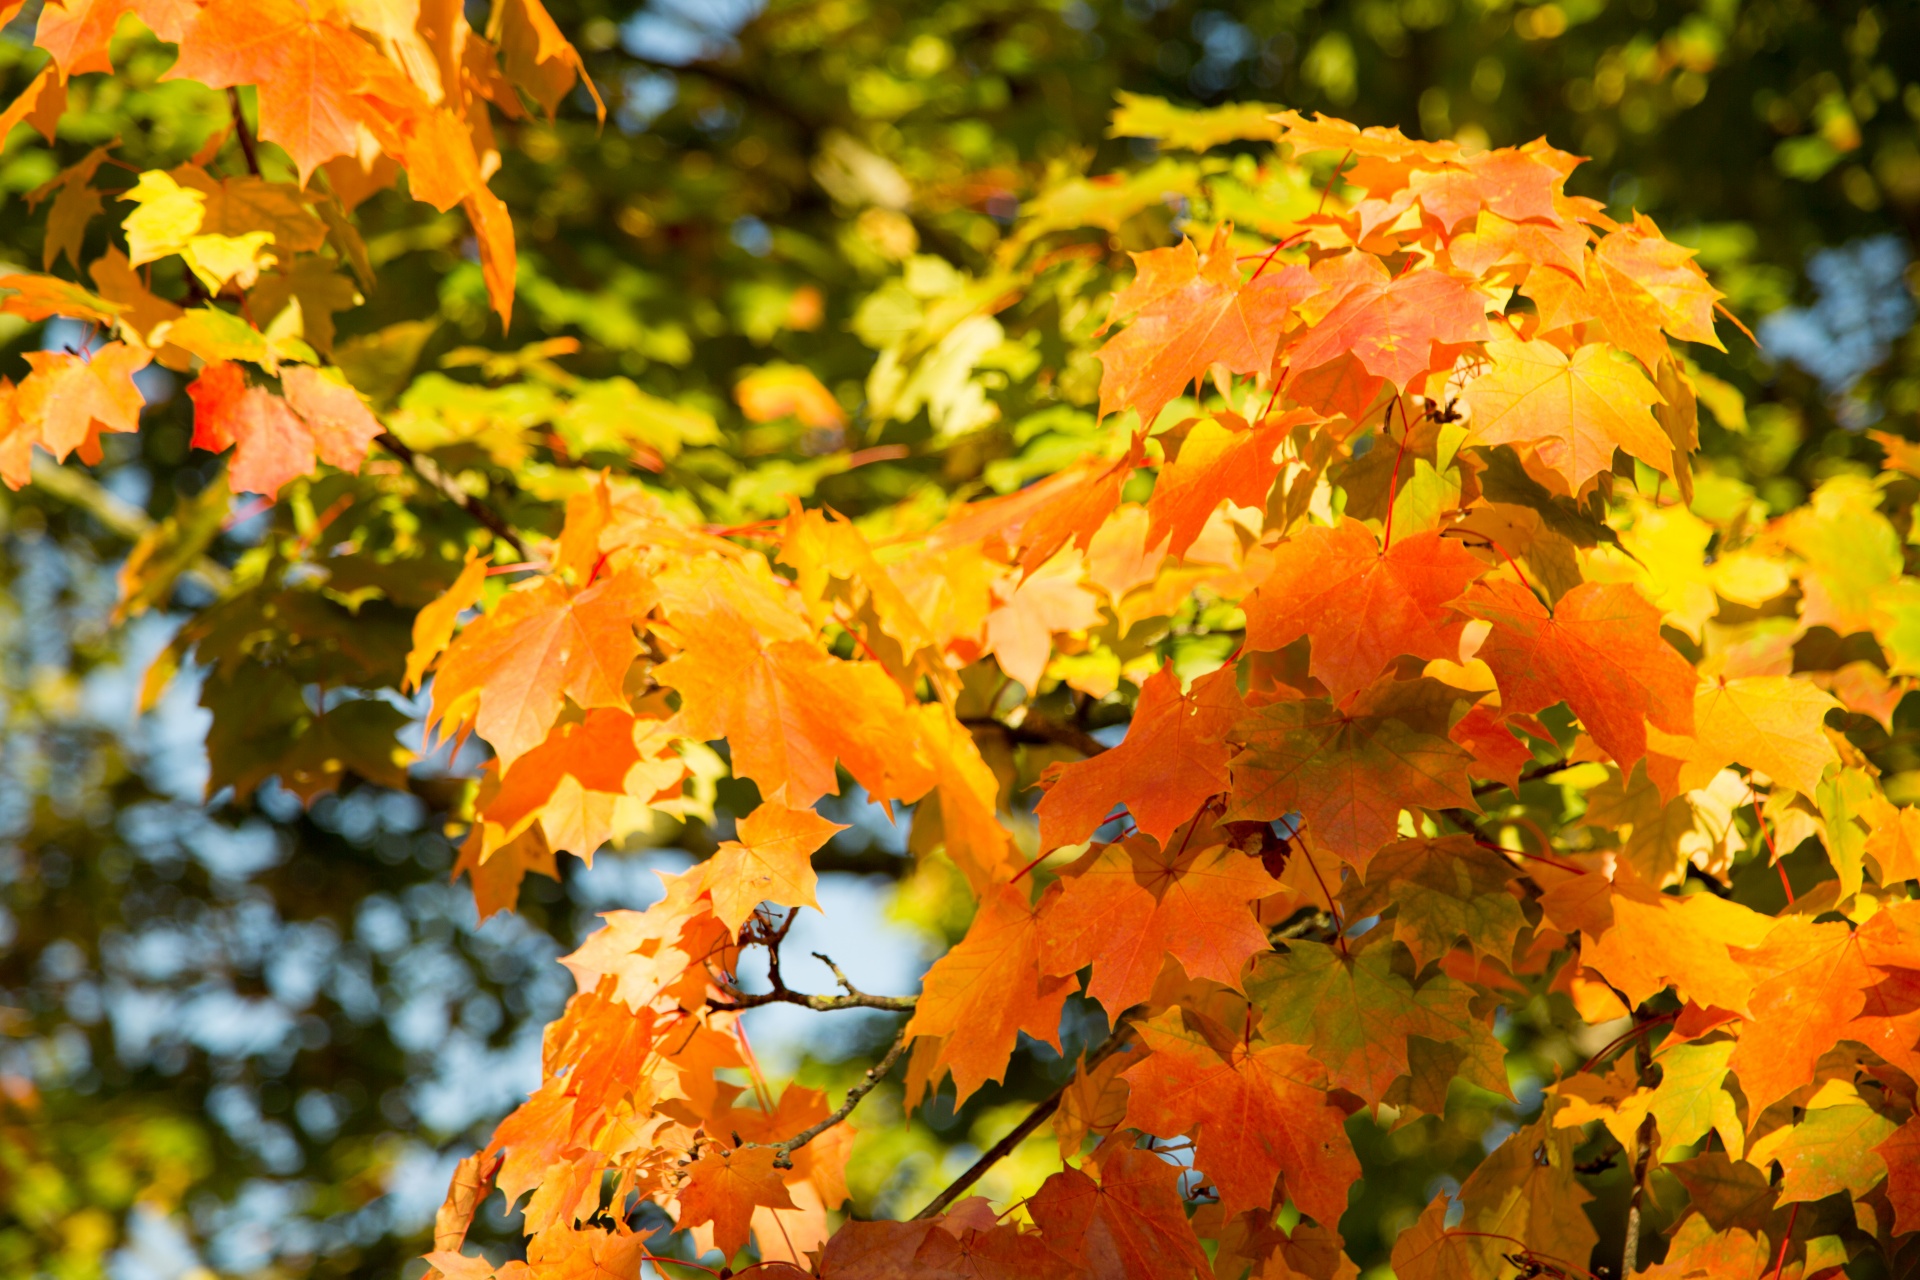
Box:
[1462,338,1671,490]
[430,571,653,769]
[19,341,148,463]
[1038,836,1278,1018]
[1147,411,1300,560]
[1243,520,1485,700]
[1017,452,1135,575]
[1878,1117,1920,1236]
[1247,939,1510,1107]
[677,1146,795,1262]
[1027,1144,1212,1280]
[0,63,64,145]
[35,0,190,76]
[1285,268,1489,391]
[1225,692,1477,870]
[185,363,315,498]
[165,0,391,183]
[902,883,1073,1104]
[1097,226,1312,429]
[697,800,847,931]
[280,364,384,472]
[1447,701,1537,792]
[1726,917,1882,1116]
[1036,663,1240,850]
[1595,213,1724,351]
[1457,577,1695,772]
[816,1220,965,1279]
[1120,1008,1358,1224]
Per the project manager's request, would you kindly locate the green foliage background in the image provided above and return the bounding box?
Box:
[0,0,1916,1276]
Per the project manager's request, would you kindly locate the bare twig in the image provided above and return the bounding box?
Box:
[1619,1014,1658,1278]
[227,88,261,177]
[1470,758,1575,796]
[708,986,916,1014]
[961,716,1107,758]
[375,432,528,559]
[913,1017,1139,1220]
[770,1030,911,1168]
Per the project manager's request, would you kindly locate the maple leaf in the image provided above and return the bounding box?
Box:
[17,342,149,469]
[559,868,736,1013]
[1877,1117,1920,1236]
[280,365,385,473]
[1120,1008,1358,1225]
[1037,836,1278,1017]
[1027,1144,1212,1280]
[901,883,1073,1103]
[981,551,1103,693]
[656,558,934,807]
[0,63,64,147]
[1225,686,1477,869]
[1342,835,1526,970]
[1285,267,1489,392]
[698,801,847,931]
[1097,226,1311,429]
[405,552,488,693]
[478,709,680,860]
[1146,411,1297,560]
[1726,916,1882,1115]
[1458,577,1695,772]
[165,0,392,183]
[1035,663,1240,850]
[1242,520,1485,700]
[430,570,652,769]
[1247,939,1509,1107]
[1462,338,1671,491]
[1574,868,1771,1015]
[677,1146,795,1262]
[1674,675,1841,799]
[185,362,317,498]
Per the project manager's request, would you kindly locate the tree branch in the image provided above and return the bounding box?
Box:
[962,716,1107,758]
[709,940,917,1013]
[227,88,261,177]
[1471,758,1574,797]
[770,1029,911,1168]
[913,1017,1138,1220]
[375,432,528,560]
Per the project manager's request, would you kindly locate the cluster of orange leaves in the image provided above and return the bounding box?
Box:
[388,115,1920,1279]
[0,0,594,493]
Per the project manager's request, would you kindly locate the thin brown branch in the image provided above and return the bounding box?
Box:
[227,88,261,177]
[708,987,916,1013]
[375,432,528,559]
[771,1030,911,1168]
[913,1017,1139,1221]
[1470,758,1574,796]
[961,716,1107,758]
[1619,1014,1658,1278]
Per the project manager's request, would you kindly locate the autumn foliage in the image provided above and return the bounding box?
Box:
[7,8,1920,1276]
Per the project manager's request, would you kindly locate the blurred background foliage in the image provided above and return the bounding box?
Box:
[0,0,1916,1276]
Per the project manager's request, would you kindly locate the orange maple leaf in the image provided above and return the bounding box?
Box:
[1458,578,1695,773]
[698,800,847,931]
[1462,338,1671,490]
[1097,225,1310,430]
[430,570,652,769]
[1243,520,1485,700]
[1146,411,1301,560]
[677,1146,795,1262]
[1036,664,1240,850]
[18,341,148,466]
[1285,267,1489,392]
[1027,1143,1213,1280]
[1121,1008,1358,1225]
[901,882,1073,1103]
[1225,688,1477,870]
[1038,836,1278,1018]
[166,0,392,183]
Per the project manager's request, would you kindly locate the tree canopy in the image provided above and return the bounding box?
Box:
[2,2,1919,1279]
